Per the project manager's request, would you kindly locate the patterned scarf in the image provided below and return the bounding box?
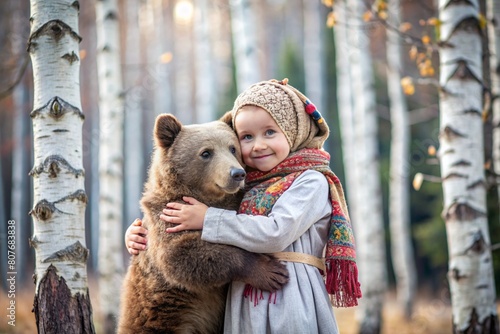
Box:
[239,148,362,307]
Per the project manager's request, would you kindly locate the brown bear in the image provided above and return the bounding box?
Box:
[118,113,289,334]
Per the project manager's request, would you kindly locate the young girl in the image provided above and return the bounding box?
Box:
[126,79,361,333]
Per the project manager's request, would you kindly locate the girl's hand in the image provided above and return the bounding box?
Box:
[125,218,148,255]
[161,196,208,233]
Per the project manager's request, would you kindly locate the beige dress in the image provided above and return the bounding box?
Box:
[202,170,339,334]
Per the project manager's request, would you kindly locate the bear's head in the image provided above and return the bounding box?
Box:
[148,113,245,205]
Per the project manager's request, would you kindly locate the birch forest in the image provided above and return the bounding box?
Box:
[0,0,499,333]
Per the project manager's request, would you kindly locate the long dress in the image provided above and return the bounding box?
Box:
[202,170,339,334]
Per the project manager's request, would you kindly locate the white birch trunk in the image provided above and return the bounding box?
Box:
[230,0,260,92]
[194,0,216,122]
[173,2,194,124]
[333,0,358,227]
[386,0,417,319]
[151,0,173,117]
[95,0,125,331]
[124,0,144,230]
[28,1,94,332]
[438,0,498,331]
[347,0,387,332]
[488,0,500,211]
[211,3,234,107]
[303,0,325,125]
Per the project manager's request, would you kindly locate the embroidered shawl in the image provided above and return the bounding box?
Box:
[239,148,362,307]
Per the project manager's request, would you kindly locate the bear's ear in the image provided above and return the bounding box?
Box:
[219,111,234,130]
[154,114,182,149]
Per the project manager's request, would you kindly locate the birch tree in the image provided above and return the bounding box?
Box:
[333,0,358,230]
[95,0,125,331]
[151,0,173,118]
[28,1,95,332]
[488,0,500,209]
[437,0,498,332]
[346,0,387,332]
[386,0,416,319]
[194,0,216,122]
[123,0,144,230]
[230,0,260,92]
[173,0,194,123]
[303,0,326,127]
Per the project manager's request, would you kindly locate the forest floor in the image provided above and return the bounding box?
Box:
[0,282,498,333]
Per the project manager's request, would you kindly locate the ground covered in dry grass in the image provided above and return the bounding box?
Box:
[1,285,497,333]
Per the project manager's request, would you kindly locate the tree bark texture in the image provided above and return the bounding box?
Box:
[123,0,144,231]
[303,0,326,136]
[28,0,95,332]
[346,0,387,332]
[438,0,499,332]
[230,0,260,92]
[194,0,217,123]
[386,0,417,320]
[95,0,125,331]
[487,0,500,214]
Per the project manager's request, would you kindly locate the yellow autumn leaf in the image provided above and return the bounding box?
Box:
[422,35,431,45]
[363,10,373,22]
[479,13,487,30]
[485,160,491,170]
[327,11,336,27]
[409,45,418,60]
[428,145,436,156]
[160,52,173,64]
[427,66,435,77]
[79,49,87,60]
[427,17,439,26]
[482,109,489,122]
[400,76,415,95]
[413,173,424,191]
[418,59,435,77]
[416,52,426,64]
[400,22,412,33]
[378,10,388,20]
[376,0,387,11]
[322,0,334,8]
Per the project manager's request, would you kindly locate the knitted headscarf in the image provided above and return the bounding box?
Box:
[234,79,361,307]
[231,78,329,151]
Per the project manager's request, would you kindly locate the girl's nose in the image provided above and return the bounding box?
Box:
[253,138,267,150]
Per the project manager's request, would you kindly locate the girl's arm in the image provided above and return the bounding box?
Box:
[125,218,148,255]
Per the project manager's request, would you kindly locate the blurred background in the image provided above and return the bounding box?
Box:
[0,0,498,333]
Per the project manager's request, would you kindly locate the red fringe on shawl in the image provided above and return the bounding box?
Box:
[325,259,362,308]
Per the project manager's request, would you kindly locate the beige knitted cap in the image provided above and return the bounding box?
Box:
[231,79,329,152]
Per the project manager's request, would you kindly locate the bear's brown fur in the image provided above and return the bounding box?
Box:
[118,114,289,334]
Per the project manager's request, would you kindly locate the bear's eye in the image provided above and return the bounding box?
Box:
[200,150,212,159]
[229,146,236,155]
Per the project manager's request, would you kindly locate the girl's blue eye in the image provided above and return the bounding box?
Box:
[242,134,252,140]
[266,129,276,136]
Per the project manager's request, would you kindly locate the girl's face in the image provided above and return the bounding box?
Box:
[234,105,290,172]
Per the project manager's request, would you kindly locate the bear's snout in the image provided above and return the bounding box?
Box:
[230,167,246,182]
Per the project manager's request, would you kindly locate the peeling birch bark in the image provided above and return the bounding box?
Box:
[438,0,499,332]
[28,1,94,332]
